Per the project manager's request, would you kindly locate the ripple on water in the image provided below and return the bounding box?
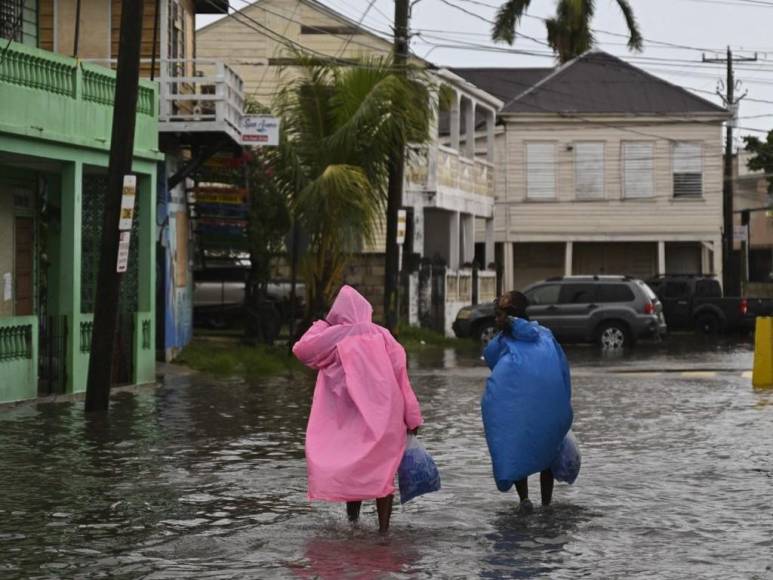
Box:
[0,341,772,578]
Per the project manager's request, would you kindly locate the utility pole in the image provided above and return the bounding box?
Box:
[703,47,757,295]
[85,0,145,412]
[383,0,410,332]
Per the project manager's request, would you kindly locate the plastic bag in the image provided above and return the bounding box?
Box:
[397,435,441,504]
[550,431,581,484]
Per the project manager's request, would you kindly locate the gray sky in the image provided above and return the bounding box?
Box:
[199,0,773,143]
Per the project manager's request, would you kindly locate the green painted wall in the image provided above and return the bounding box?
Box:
[0,41,160,161]
[0,42,161,404]
[0,316,38,402]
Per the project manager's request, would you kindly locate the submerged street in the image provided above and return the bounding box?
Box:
[1,338,772,579]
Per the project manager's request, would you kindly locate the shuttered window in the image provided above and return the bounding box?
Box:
[623,142,654,199]
[574,142,605,199]
[526,143,556,200]
[673,142,703,198]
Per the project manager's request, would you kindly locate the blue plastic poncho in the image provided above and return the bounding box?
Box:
[481,318,573,492]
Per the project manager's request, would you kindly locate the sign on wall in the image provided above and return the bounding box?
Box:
[733,224,749,243]
[240,116,280,146]
[397,209,407,245]
[116,231,132,273]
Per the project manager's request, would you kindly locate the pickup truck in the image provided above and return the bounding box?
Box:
[644,274,773,334]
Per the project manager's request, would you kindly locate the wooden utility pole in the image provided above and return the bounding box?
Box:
[703,47,757,295]
[85,0,145,412]
[384,0,410,332]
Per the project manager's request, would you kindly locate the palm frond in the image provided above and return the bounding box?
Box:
[615,0,643,52]
[492,0,533,45]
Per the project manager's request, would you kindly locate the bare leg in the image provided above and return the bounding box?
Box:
[376,495,393,533]
[346,501,362,523]
[515,478,528,501]
[540,469,554,506]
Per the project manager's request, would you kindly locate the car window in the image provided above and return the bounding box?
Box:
[662,281,689,299]
[695,279,722,298]
[597,284,636,303]
[526,284,561,305]
[558,284,596,304]
[635,280,658,301]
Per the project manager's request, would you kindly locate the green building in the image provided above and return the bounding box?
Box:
[0,39,162,403]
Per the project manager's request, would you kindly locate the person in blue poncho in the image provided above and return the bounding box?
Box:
[481,291,574,512]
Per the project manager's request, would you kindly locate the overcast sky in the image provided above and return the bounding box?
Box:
[198,0,773,143]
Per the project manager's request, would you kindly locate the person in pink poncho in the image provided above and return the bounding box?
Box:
[292,285,424,532]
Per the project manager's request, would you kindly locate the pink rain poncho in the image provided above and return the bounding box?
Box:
[292,286,423,502]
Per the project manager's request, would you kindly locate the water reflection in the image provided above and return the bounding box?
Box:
[1,337,772,578]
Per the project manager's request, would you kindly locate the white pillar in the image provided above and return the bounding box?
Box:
[701,241,711,274]
[465,100,476,159]
[565,241,573,277]
[486,108,495,163]
[713,236,723,289]
[460,214,474,265]
[657,241,666,275]
[450,92,460,152]
[449,211,460,270]
[413,207,425,259]
[503,242,515,291]
[485,218,495,269]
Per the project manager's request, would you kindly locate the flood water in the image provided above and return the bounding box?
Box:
[2,337,773,579]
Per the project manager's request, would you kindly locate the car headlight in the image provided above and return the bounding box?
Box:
[456,309,473,320]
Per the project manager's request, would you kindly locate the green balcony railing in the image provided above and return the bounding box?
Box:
[0,41,156,118]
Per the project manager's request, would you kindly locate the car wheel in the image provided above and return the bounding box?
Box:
[695,313,721,335]
[477,322,498,346]
[596,321,630,350]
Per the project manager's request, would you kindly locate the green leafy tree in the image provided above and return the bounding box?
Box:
[492,0,643,63]
[743,131,773,195]
[274,57,432,318]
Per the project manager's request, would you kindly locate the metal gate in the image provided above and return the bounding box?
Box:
[38,315,67,396]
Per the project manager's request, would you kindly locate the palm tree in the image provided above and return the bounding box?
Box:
[492,0,643,63]
[275,58,431,318]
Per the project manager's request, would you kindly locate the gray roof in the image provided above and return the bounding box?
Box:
[449,67,553,103]
[454,51,727,116]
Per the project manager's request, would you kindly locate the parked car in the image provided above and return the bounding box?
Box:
[453,275,666,349]
[644,274,773,334]
[193,267,305,328]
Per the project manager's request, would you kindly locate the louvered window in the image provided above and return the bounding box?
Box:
[526,143,556,200]
[575,142,605,199]
[623,142,654,199]
[673,142,703,198]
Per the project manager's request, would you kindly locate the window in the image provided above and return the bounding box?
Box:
[623,142,654,199]
[559,284,597,304]
[526,143,556,200]
[575,143,605,199]
[662,282,689,299]
[673,143,703,198]
[526,284,561,305]
[597,284,636,303]
[695,278,722,298]
[0,0,22,42]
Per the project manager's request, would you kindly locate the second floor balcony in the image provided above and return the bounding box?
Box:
[406,69,502,208]
[157,59,245,147]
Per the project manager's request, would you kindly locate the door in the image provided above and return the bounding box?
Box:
[524,284,562,335]
[557,283,598,339]
[14,217,34,316]
[660,280,691,329]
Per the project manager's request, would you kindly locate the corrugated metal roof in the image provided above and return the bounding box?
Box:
[454,51,727,116]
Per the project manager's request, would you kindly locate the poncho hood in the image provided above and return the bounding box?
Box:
[510,317,540,342]
[326,285,373,325]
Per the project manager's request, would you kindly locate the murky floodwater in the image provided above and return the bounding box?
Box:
[2,337,773,579]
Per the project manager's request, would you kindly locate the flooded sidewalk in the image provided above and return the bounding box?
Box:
[1,338,772,578]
